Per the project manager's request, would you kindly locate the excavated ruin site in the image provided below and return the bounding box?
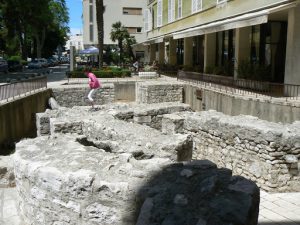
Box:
[6,81,299,225]
[12,102,264,225]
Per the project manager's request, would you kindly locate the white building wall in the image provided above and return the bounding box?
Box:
[65,34,84,52]
[83,0,147,46]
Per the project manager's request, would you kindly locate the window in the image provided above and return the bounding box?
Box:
[123,7,142,15]
[157,0,163,27]
[144,8,152,32]
[135,51,145,59]
[178,0,182,19]
[168,0,175,23]
[89,24,93,42]
[192,0,202,14]
[89,4,93,23]
[126,27,142,34]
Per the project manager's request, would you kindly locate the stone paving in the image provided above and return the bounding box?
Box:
[1,187,300,225]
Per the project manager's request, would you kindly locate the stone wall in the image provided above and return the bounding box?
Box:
[162,110,300,192]
[52,84,114,107]
[136,81,183,104]
[36,103,191,137]
[14,105,259,225]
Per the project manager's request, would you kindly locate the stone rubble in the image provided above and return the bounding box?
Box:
[13,103,260,225]
[0,156,15,188]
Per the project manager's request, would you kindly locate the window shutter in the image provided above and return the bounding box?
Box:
[178,0,182,19]
[144,9,149,32]
[197,0,202,11]
[192,0,197,13]
[157,0,163,27]
[168,0,171,22]
[168,0,175,22]
[148,8,152,30]
[171,0,175,21]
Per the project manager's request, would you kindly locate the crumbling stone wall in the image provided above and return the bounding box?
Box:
[136,81,183,104]
[52,84,114,107]
[36,103,191,136]
[14,106,260,225]
[162,110,300,192]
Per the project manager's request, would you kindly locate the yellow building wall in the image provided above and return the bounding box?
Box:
[147,0,291,39]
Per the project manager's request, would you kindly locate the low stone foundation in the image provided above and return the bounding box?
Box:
[162,110,300,192]
[136,81,183,104]
[36,102,192,136]
[14,104,260,225]
[52,84,115,107]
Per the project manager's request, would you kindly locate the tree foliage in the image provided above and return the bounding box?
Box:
[110,21,136,64]
[0,0,69,59]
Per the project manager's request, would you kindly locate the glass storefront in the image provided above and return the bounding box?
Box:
[193,36,204,72]
[250,22,287,82]
[215,30,235,76]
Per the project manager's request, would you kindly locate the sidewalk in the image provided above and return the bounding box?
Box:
[1,187,300,225]
[259,191,300,225]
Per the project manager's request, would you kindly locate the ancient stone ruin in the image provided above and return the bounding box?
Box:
[13,102,260,225]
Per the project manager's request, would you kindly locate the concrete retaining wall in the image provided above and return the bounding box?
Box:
[183,84,300,123]
[0,89,52,153]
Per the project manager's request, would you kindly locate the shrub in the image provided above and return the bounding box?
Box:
[8,55,21,62]
[68,69,131,78]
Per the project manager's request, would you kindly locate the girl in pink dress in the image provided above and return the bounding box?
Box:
[84,67,101,110]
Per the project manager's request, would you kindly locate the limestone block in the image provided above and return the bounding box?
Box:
[0,156,15,187]
[162,114,184,134]
[36,113,50,136]
[133,115,151,124]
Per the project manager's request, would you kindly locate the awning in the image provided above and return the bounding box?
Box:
[173,2,296,39]
[79,46,99,54]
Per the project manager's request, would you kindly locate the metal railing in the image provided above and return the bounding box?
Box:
[177,71,300,99]
[0,75,47,102]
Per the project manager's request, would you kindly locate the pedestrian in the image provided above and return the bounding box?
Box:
[133,60,139,73]
[84,67,101,110]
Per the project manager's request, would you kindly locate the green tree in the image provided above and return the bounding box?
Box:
[123,34,136,62]
[110,21,129,64]
[95,0,104,68]
[0,0,69,59]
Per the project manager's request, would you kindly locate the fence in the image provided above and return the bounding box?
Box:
[177,71,300,99]
[0,75,47,102]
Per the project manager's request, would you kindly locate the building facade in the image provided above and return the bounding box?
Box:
[82,0,149,62]
[143,0,300,85]
[65,34,84,53]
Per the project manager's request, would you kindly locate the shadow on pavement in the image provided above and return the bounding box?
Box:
[124,160,260,225]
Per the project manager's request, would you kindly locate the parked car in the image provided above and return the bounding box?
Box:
[0,59,8,73]
[28,58,49,69]
[28,59,43,69]
[7,60,23,72]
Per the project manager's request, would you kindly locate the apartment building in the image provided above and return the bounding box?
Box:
[82,0,149,62]
[65,34,84,52]
[142,0,300,85]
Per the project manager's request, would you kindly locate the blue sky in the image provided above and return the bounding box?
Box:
[66,0,83,35]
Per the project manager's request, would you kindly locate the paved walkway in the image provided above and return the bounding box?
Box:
[1,187,299,225]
